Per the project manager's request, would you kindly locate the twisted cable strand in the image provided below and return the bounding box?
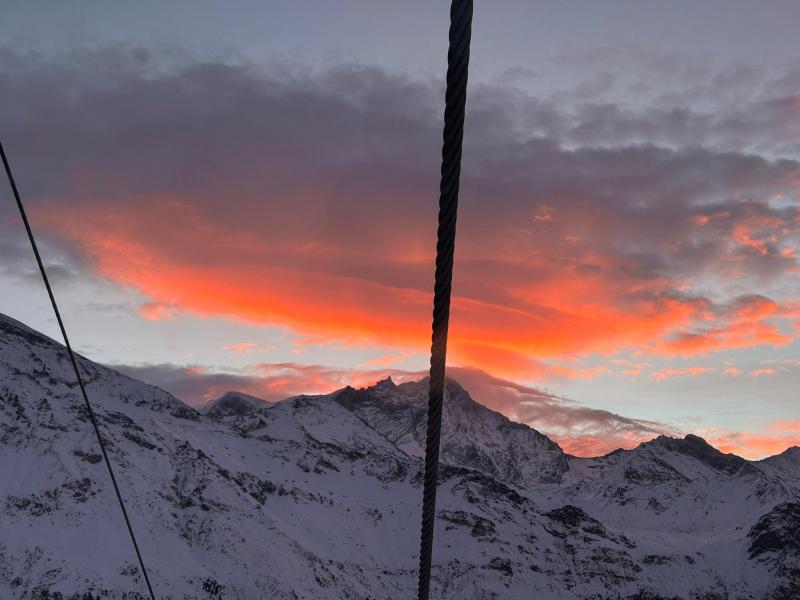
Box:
[416,2,473,599]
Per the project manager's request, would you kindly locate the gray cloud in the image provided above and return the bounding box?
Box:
[113,363,270,405]
[448,367,674,456]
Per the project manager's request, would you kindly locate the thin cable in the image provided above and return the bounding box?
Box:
[416,2,473,599]
[0,140,157,600]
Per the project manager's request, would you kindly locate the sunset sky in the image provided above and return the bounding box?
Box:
[2,1,800,458]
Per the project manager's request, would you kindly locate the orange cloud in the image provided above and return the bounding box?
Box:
[138,301,178,321]
[653,320,792,357]
[360,352,414,368]
[223,342,260,354]
[701,420,800,460]
[730,295,780,320]
[554,432,655,457]
[22,199,681,377]
[549,364,612,380]
[651,366,714,382]
[750,368,777,377]
[731,212,787,256]
[609,359,649,377]
[32,191,799,381]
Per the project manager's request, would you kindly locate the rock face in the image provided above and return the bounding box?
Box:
[748,503,800,599]
[1,312,799,599]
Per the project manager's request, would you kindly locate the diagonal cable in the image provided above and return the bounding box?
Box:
[0,139,157,600]
[416,1,473,599]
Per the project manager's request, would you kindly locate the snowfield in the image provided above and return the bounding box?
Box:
[0,313,798,599]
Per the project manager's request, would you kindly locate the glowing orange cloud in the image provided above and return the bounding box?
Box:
[751,368,777,377]
[32,195,799,381]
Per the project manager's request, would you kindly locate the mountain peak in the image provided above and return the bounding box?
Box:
[650,433,710,447]
[683,433,710,445]
[374,376,396,389]
[202,390,273,419]
[758,445,800,480]
[649,433,759,477]
[335,375,568,485]
[757,445,800,464]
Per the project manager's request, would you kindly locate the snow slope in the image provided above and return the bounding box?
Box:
[0,313,798,599]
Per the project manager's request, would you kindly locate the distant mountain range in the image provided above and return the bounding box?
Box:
[1,312,798,599]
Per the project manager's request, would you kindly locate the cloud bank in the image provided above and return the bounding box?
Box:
[1,49,799,381]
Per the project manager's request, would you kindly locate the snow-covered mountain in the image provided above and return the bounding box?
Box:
[334,377,568,486]
[1,312,798,599]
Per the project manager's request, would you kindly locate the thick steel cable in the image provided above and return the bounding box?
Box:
[1,140,157,600]
[416,2,473,599]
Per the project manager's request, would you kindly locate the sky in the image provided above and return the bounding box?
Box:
[1,1,800,459]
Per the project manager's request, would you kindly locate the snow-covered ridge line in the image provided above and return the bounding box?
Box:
[1,311,798,599]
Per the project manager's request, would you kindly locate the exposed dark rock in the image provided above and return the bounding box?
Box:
[749,502,800,559]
